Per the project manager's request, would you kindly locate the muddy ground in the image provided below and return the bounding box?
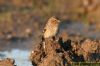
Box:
[30,33,100,66]
[0,58,16,66]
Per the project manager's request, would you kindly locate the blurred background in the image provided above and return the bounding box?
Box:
[0,0,100,65]
[0,0,100,50]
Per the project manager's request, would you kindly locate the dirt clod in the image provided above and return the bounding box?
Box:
[0,58,16,66]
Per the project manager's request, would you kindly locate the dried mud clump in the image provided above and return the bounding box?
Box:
[0,58,16,66]
[81,39,100,62]
[30,38,73,66]
[30,36,100,66]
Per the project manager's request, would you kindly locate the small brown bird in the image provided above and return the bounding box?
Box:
[43,17,60,39]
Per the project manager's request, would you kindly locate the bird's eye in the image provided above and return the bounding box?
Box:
[54,20,57,22]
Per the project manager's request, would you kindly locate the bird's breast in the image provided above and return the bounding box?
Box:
[44,26,58,38]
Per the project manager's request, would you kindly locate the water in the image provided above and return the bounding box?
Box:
[0,49,33,66]
[60,22,100,39]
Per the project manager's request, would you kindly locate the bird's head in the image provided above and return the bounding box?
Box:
[48,16,60,25]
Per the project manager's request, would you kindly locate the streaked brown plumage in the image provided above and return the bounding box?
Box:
[43,17,60,39]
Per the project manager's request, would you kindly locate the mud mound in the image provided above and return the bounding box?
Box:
[30,38,72,66]
[30,36,100,66]
[81,39,100,61]
[0,58,16,66]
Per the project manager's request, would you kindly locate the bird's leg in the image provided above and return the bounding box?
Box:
[41,28,46,42]
[41,36,46,49]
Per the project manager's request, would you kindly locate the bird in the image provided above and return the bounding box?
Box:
[42,16,60,41]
